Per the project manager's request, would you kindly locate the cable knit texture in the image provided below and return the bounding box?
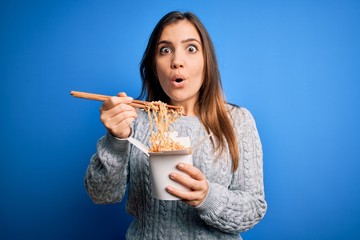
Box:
[85,105,267,239]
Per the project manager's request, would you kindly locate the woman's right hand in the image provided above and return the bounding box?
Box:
[100,92,138,139]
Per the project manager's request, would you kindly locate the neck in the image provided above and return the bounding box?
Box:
[170,100,196,116]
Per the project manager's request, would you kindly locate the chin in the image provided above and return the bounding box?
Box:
[167,91,197,105]
[167,93,183,102]
[171,97,195,106]
[169,98,183,105]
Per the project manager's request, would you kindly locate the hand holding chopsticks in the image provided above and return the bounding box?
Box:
[71,90,185,138]
[70,90,184,112]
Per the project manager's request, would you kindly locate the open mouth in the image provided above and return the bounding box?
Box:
[171,74,186,87]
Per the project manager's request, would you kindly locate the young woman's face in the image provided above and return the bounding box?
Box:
[155,20,204,113]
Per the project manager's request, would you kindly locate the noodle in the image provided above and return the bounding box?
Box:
[145,101,188,152]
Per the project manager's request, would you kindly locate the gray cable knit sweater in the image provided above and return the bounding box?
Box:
[85,105,267,239]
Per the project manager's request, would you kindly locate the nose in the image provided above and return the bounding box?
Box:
[171,62,184,69]
[171,52,184,69]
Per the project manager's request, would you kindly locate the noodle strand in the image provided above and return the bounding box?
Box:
[146,101,188,152]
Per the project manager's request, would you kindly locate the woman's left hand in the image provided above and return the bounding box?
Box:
[166,163,209,207]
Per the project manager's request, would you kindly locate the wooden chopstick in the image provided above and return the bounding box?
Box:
[70,90,183,112]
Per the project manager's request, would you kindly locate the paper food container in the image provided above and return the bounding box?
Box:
[149,150,193,200]
[127,133,194,201]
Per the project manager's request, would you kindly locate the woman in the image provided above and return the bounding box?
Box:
[85,11,267,239]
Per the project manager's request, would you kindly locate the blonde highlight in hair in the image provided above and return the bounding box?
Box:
[139,11,239,171]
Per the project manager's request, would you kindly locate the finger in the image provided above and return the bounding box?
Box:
[117,92,127,97]
[176,163,206,181]
[111,103,136,118]
[109,109,138,126]
[166,185,193,199]
[101,107,137,128]
[165,185,204,205]
[112,116,136,130]
[101,95,133,111]
[100,103,134,123]
[169,172,204,191]
[103,111,137,139]
[166,171,209,207]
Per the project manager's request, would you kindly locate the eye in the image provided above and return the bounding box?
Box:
[187,45,198,53]
[159,46,172,55]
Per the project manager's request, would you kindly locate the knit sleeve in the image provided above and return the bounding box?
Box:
[84,132,130,204]
[196,107,267,234]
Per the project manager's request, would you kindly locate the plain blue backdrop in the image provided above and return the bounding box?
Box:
[1,0,360,239]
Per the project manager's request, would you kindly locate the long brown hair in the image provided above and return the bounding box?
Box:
[139,11,239,171]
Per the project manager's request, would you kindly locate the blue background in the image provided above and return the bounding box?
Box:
[1,0,359,239]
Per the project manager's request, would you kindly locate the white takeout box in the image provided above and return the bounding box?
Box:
[149,150,193,200]
[127,132,193,200]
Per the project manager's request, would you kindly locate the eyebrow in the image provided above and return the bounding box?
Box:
[157,38,201,45]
